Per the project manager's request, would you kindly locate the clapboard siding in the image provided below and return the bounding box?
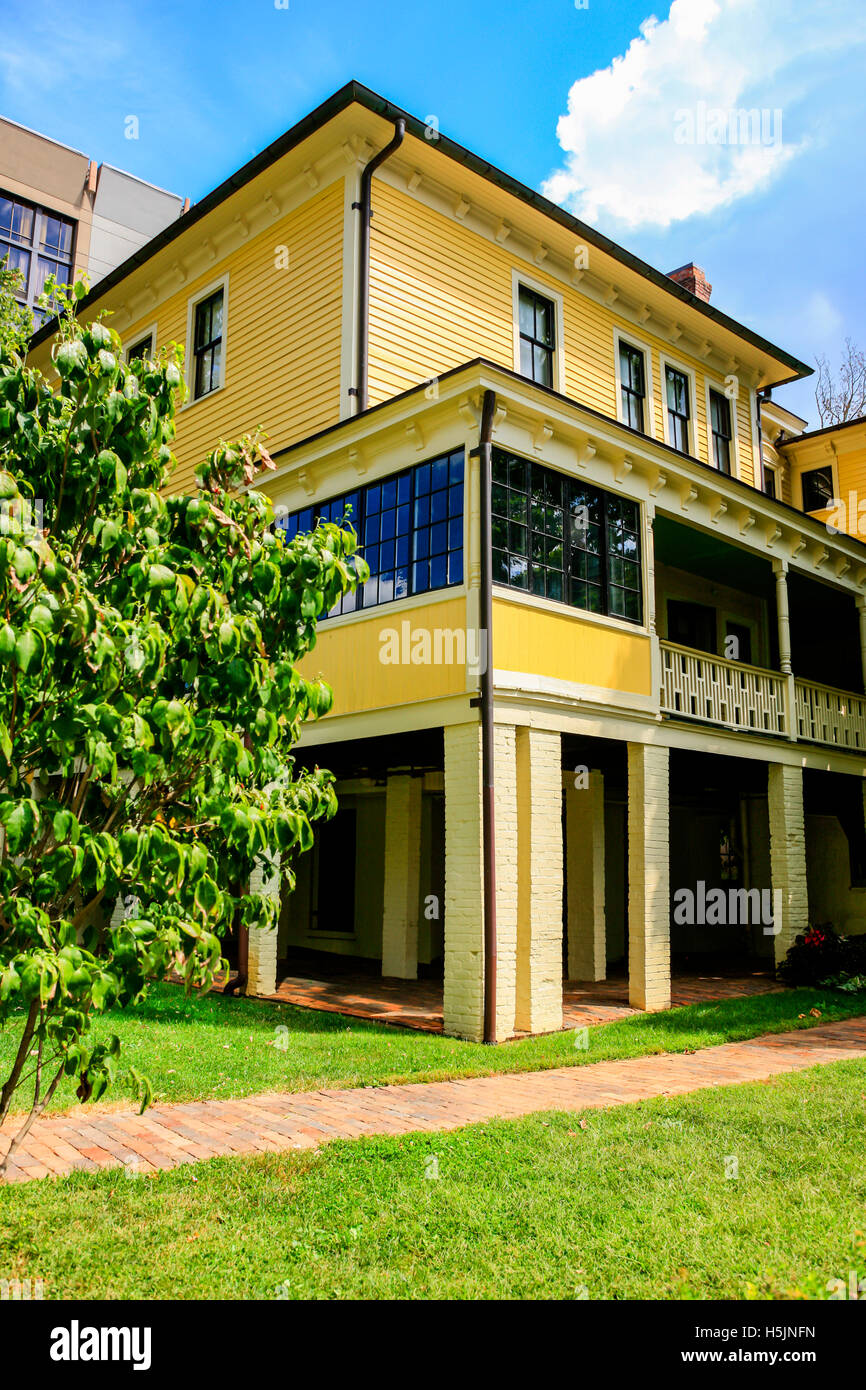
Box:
[368,182,755,484]
[119,181,344,494]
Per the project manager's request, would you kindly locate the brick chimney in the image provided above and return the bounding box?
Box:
[667,262,712,302]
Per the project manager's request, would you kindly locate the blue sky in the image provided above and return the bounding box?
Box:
[3,0,865,425]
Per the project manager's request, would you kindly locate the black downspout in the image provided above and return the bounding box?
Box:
[352,119,406,414]
[478,389,498,1044]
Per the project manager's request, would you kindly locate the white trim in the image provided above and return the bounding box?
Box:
[659,352,699,456]
[703,373,741,480]
[125,322,158,362]
[181,271,229,410]
[511,268,566,395]
[796,456,839,514]
[612,327,656,440]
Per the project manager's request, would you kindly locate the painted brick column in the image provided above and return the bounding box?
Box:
[565,770,606,981]
[768,762,808,965]
[246,851,281,997]
[381,773,423,979]
[493,723,519,1040]
[627,743,670,1011]
[443,722,485,1040]
[514,727,563,1035]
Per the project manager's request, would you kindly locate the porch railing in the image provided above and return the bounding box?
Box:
[794,678,866,750]
[660,641,787,736]
[660,640,866,750]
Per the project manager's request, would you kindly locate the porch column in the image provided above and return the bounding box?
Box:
[627,743,670,1011]
[768,762,809,965]
[443,722,485,1040]
[246,850,281,997]
[565,770,606,980]
[773,559,797,740]
[493,724,519,1040]
[381,773,423,979]
[514,727,563,1035]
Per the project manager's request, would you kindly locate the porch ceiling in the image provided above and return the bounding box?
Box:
[654,514,775,596]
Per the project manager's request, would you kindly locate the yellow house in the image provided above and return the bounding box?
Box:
[28,83,866,1041]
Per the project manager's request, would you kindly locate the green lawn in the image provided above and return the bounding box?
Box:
[0,983,862,1114]
[2,1060,864,1299]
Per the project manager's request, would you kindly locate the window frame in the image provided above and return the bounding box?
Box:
[660,355,698,456]
[706,381,736,476]
[183,274,229,407]
[511,269,565,394]
[275,448,467,620]
[490,447,644,627]
[125,324,157,363]
[0,188,76,325]
[763,465,778,499]
[613,329,655,437]
[799,463,836,515]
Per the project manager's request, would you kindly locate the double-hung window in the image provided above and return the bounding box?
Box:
[491,449,642,623]
[665,366,691,453]
[193,288,224,399]
[619,341,646,432]
[709,388,733,473]
[0,191,74,324]
[518,284,556,387]
[801,466,834,513]
[127,333,154,363]
[277,449,465,617]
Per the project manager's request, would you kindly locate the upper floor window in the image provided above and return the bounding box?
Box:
[763,466,777,499]
[709,388,732,474]
[1,191,74,325]
[127,332,154,362]
[517,284,556,387]
[619,341,646,432]
[192,287,224,399]
[665,366,691,453]
[492,449,642,623]
[801,465,834,513]
[276,449,464,617]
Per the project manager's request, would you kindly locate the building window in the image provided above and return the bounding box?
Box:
[0,191,74,325]
[492,449,642,623]
[127,333,154,362]
[763,466,777,499]
[619,341,646,432]
[276,449,464,617]
[312,808,357,933]
[665,366,691,453]
[801,466,834,513]
[709,388,732,473]
[192,288,224,399]
[517,284,556,387]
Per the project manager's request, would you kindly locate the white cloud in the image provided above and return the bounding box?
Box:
[802,291,844,345]
[543,0,866,230]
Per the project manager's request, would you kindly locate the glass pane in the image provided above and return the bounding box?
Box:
[0,198,34,244]
[518,288,535,335]
[40,214,72,257]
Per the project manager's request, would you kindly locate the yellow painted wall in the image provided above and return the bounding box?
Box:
[54,180,345,495]
[298,594,469,716]
[492,596,652,696]
[368,182,755,484]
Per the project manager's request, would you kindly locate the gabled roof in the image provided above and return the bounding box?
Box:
[29,80,813,383]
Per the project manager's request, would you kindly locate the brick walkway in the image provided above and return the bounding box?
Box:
[2,1016,864,1184]
[256,966,781,1034]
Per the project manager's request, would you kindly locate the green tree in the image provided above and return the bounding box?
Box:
[0,282,364,1175]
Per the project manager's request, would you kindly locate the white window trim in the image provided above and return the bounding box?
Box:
[796,457,839,514]
[125,322,158,362]
[182,272,229,409]
[659,352,699,456]
[511,268,566,395]
[704,375,741,479]
[613,328,656,439]
[762,462,779,498]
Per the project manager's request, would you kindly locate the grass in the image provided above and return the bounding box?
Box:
[0,983,862,1115]
[1,1060,864,1299]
